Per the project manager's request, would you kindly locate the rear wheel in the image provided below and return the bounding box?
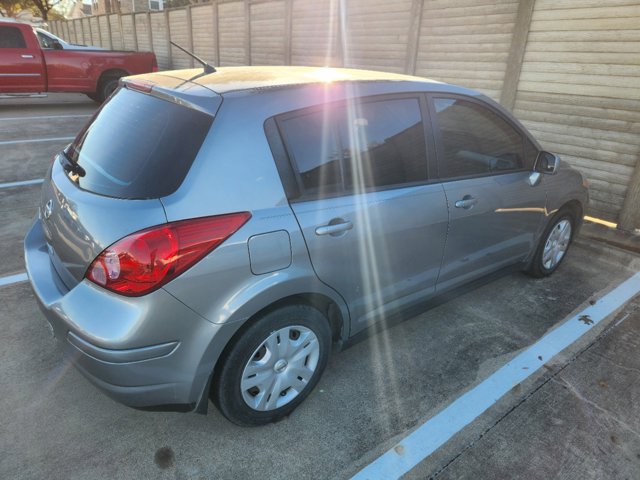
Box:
[527,210,574,278]
[96,77,120,103]
[213,304,331,426]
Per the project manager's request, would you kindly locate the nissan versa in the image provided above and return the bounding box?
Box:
[24,66,588,426]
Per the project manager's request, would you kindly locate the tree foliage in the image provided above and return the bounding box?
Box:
[0,0,30,17]
[30,0,62,20]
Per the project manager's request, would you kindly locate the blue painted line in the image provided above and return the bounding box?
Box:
[0,178,44,189]
[352,271,640,480]
[0,272,28,287]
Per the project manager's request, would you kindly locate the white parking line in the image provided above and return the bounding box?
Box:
[0,179,44,189]
[0,272,28,288]
[0,114,92,122]
[0,136,74,146]
[351,271,640,480]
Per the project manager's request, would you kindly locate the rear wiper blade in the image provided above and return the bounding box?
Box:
[59,151,86,177]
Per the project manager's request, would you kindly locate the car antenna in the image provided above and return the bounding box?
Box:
[170,41,216,74]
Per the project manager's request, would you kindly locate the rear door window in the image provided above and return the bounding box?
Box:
[277,96,429,198]
[0,26,27,48]
[65,88,213,199]
[337,98,428,191]
[432,97,524,179]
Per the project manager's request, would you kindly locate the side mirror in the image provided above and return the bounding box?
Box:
[536,151,560,175]
[52,40,63,50]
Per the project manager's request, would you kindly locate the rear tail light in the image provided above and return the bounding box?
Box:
[85,213,251,296]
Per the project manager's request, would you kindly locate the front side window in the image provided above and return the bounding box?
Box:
[433,97,523,179]
[36,32,53,49]
[278,97,428,198]
[0,26,27,49]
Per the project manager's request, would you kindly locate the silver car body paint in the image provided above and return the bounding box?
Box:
[24,67,588,411]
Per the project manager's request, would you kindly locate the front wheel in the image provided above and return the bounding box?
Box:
[213,304,331,426]
[527,210,574,278]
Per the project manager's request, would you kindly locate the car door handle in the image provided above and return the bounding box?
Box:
[455,196,478,209]
[315,220,353,236]
[21,54,34,59]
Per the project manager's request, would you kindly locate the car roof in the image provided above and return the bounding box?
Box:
[135,66,475,96]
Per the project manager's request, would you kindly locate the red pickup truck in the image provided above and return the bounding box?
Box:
[0,20,157,102]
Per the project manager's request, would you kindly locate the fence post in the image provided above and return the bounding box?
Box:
[284,0,292,65]
[132,13,138,51]
[244,0,251,65]
[165,9,172,68]
[107,15,114,50]
[118,13,125,49]
[213,1,219,65]
[96,16,103,47]
[146,12,153,54]
[336,0,345,67]
[80,18,86,44]
[405,0,423,75]
[619,158,640,231]
[500,0,535,110]
[187,5,194,67]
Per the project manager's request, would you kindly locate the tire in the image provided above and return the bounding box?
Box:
[96,77,120,103]
[213,304,331,426]
[527,209,575,278]
[85,92,99,102]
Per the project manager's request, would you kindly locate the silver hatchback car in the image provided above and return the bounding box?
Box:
[25,67,588,426]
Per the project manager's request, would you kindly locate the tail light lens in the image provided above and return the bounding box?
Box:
[85,213,251,296]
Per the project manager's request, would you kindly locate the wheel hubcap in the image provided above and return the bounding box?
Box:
[241,325,320,412]
[274,359,288,373]
[542,219,572,270]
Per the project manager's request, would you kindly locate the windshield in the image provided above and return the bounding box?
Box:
[64,88,213,199]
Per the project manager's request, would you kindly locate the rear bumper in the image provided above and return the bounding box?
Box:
[24,218,232,410]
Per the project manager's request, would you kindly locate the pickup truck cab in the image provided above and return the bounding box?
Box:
[0,19,157,102]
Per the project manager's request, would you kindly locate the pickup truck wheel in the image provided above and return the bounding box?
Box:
[97,77,120,103]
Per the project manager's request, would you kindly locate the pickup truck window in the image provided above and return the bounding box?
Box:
[36,32,54,49]
[0,26,27,48]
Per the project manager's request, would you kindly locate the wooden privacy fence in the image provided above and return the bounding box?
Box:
[49,0,640,230]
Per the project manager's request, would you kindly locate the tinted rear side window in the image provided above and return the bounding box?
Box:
[433,98,523,178]
[65,88,213,199]
[337,99,427,190]
[0,27,27,48]
[278,96,428,198]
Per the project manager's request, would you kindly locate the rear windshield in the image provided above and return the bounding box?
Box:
[64,88,213,199]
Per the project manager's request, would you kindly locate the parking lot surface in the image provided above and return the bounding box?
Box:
[1,95,639,480]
